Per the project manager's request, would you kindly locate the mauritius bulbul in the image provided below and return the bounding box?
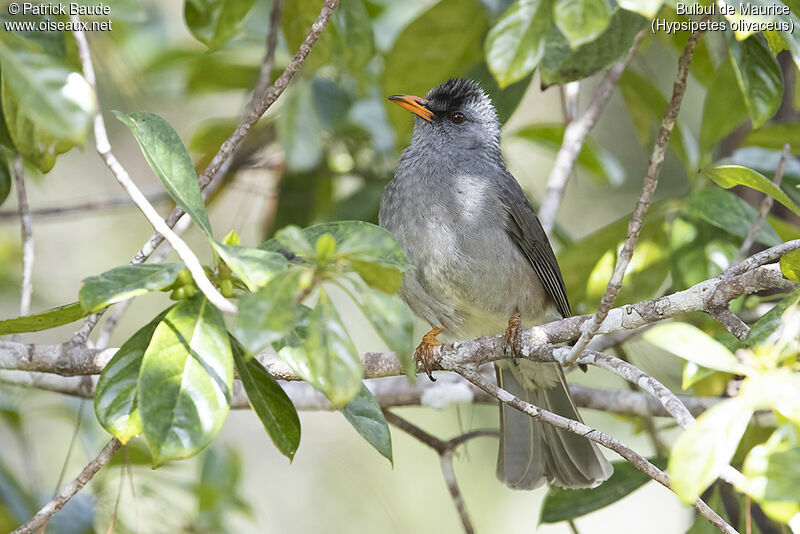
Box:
[379,78,613,490]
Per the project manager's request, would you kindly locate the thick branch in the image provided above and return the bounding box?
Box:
[538,30,645,234]
[566,24,707,363]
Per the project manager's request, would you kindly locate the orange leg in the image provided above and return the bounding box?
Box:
[504,311,521,355]
[415,327,443,381]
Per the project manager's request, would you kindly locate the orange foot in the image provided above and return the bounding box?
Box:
[415,327,443,381]
[504,311,521,355]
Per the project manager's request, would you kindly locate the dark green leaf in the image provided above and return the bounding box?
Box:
[485,0,552,87]
[184,0,257,49]
[114,111,213,237]
[553,0,612,48]
[231,338,301,460]
[540,8,646,86]
[0,302,89,335]
[234,268,304,354]
[727,33,783,128]
[353,283,415,380]
[780,249,800,282]
[540,458,666,523]
[79,263,183,313]
[513,124,626,184]
[213,244,288,292]
[669,397,753,503]
[383,0,488,140]
[702,165,800,217]
[340,384,392,463]
[0,157,9,208]
[138,296,233,466]
[684,187,782,246]
[0,31,93,144]
[94,310,171,444]
[278,289,362,406]
[747,291,800,347]
[700,60,749,152]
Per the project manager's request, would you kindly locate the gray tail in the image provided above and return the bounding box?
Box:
[495,361,613,490]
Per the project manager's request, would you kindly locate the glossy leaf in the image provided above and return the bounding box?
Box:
[353,283,415,380]
[485,0,552,87]
[540,458,666,523]
[684,187,782,246]
[540,8,646,86]
[643,323,748,375]
[213,244,288,292]
[138,296,233,466]
[278,289,362,406]
[114,111,213,237]
[746,290,800,346]
[702,165,800,217]
[779,249,800,282]
[79,263,183,313]
[669,397,753,503]
[94,310,170,444]
[0,31,92,144]
[184,0,257,49]
[340,384,392,463]
[0,302,89,335]
[727,33,783,128]
[700,61,748,152]
[553,0,612,48]
[513,124,626,185]
[383,0,488,139]
[231,339,301,460]
[234,268,304,354]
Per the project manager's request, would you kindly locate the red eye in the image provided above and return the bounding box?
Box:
[451,112,465,124]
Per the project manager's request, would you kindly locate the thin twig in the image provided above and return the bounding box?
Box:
[11,439,122,534]
[70,17,237,314]
[13,154,33,318]
[456,367,737,534]
[0,190,171,222]
[538,30,645,234]
[734,144,792,264]
[565,23,708,364]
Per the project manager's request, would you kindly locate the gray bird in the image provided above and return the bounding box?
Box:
[379,79,613,490]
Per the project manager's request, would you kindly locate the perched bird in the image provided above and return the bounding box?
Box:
[379,79,613,490]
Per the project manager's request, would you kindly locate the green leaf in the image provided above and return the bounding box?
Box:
[684,187,782,246]
[138,296,233,466]
[744,122,800,151]
[352,283,415,380]
[383,0,488,140]
[331,0,375,73]
[340,384,392,463]
[213,244,288,292]
[94,310,170,444]
[277,81,324,173]
[349,259,403,294]
[231,338,301,460]
[740,371,800,426]
[79,263,183,313]
[780,249,800,282]
[540,458,666,523]
[114,111,213,237]
[0,302,90,335]
[738,425,800,524]
[702,165,800,217]
[700,60,749,152]
[512,124,626,185]
[643,322,749,375]
[727,33,783,128]
[746,290,800,346]
[278,289,362,406]
[539,8,646,86]
[266,225,316,259]
[0,31,93,144]
[669,397,754,503]
[282,0,334,72]
[184,0,257,49]
[234,268,304,354]
[485,0,552,88]
[0,157,9,208]
[616,0,663,18]
[553,0,612,48]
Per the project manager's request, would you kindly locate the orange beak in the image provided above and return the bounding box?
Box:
[388,94,433,122]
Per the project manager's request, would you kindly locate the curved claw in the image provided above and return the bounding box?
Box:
[415,327,442,381]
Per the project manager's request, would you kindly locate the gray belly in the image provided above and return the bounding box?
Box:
[380,173,554,340]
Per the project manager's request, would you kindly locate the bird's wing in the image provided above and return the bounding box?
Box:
[498,171,571,319]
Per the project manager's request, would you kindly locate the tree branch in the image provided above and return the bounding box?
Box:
[565,23,708,364]
[70,16,237,315]
[0,190,170,222]
[538,30,645,234]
